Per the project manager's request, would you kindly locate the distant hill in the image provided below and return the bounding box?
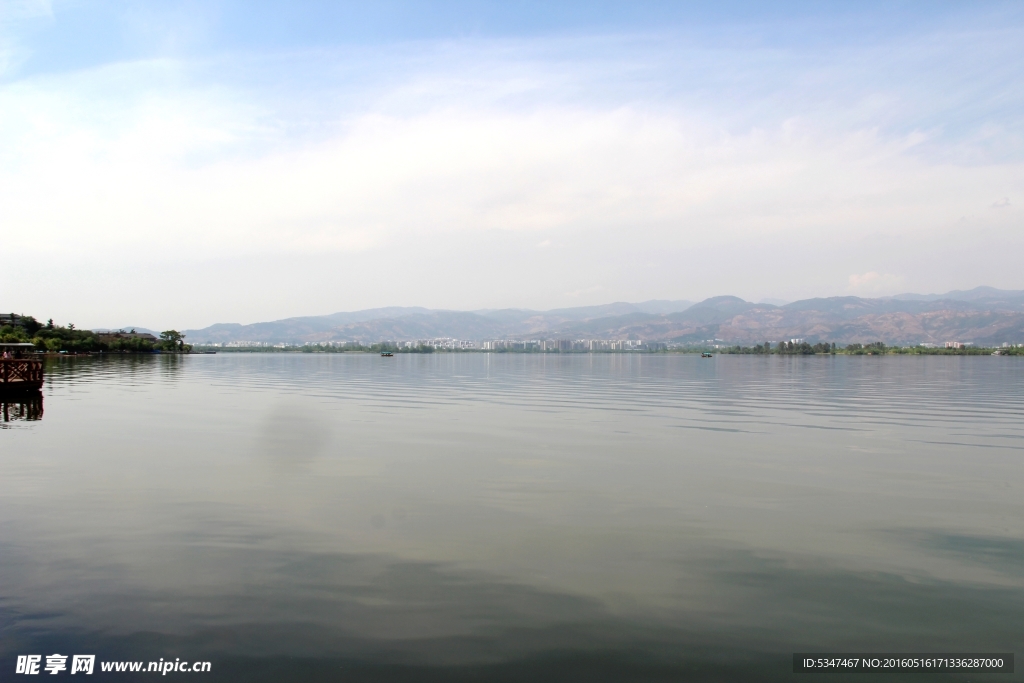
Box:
[891,286,1024,303]
[182,300,694,344]
[180,289,1024,346]
[93,326,159,336]
[554,299,1024,346]
[177,308,435,344]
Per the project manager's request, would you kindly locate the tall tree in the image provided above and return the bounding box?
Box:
[160,330,186,352]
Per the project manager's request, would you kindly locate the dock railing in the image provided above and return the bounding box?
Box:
[0,359,44,389]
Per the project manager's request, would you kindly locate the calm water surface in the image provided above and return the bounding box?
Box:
[2,354,1023,681]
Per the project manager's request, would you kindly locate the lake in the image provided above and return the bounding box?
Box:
[2,354,1022,681]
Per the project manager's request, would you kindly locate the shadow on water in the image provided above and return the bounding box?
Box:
[1,543,1021,682]
[900,531,1024,580]
[0,390,42,425]
[258,403,332,472]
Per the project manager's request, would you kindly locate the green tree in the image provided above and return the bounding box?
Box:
[20,316,41,335]
[160,330,187,353]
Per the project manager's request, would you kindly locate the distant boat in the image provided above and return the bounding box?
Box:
[701,352,713,358]
[381,352,394,357]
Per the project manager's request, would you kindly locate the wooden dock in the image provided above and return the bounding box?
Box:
[0,343,44,393]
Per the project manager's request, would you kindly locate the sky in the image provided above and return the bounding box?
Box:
[1,1,1022,329]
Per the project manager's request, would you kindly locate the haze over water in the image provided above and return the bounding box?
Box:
[2,354,1023,681]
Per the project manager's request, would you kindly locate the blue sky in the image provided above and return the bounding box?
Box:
[2,1,1022,328]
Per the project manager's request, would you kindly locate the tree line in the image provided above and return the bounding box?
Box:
[0,314,190,353]
[719,341,1012,355]
[721,341,836,355]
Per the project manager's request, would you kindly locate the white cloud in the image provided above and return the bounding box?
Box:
[1,25,1023,326]
[0,0,53,76]
[847,272,906,295]
[3,66,1019,265]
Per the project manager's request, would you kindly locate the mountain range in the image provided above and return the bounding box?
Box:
[176,288,1024,346]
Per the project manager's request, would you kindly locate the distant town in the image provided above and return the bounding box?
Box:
[195,337,1023,355]
[205,338,666,351]
[205,337,1006,350]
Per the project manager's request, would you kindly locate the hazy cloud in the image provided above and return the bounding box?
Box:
[565,286,605,298]
[847,272,906,295]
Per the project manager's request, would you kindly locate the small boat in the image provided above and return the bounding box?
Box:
[701,352,713,358]
[380,352,394,357]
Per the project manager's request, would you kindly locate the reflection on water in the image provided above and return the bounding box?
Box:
[0,391,43,425]
[2,354,1023,681]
